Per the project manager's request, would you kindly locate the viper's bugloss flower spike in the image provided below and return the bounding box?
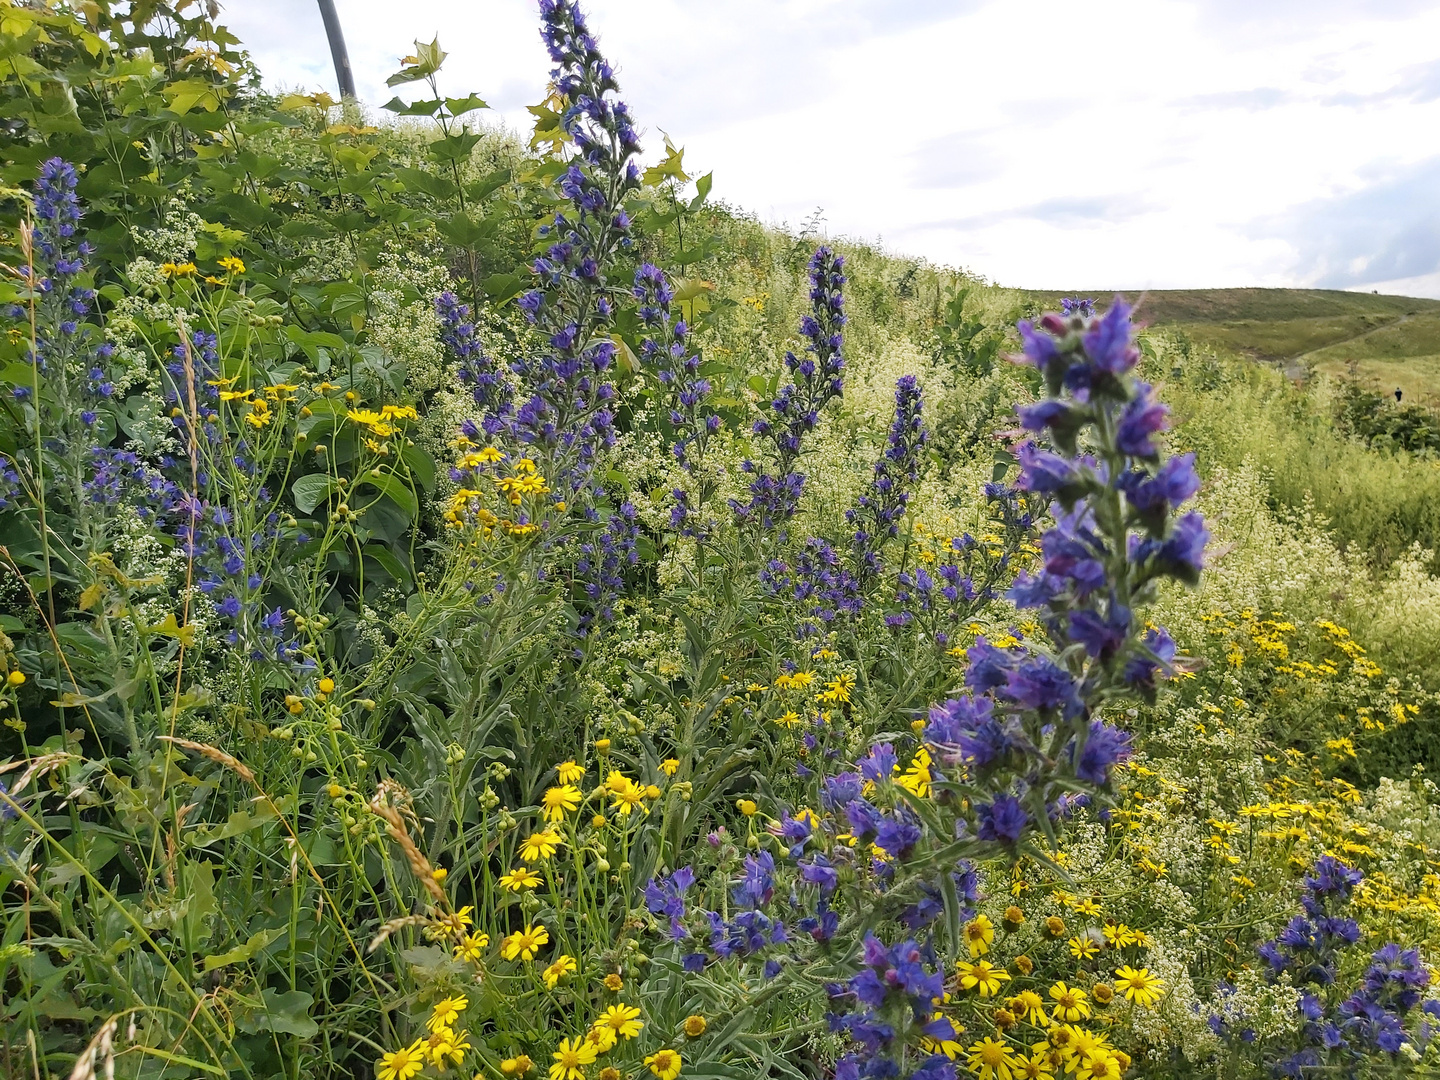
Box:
[732,247,847,534]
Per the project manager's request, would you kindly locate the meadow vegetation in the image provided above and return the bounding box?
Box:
[1,4,1439,1080]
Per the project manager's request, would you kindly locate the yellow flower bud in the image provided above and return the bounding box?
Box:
[6,671,24,687]
[736,799,758,816]
[318,677,335,694]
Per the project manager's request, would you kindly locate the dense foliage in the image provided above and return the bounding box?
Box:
[2,4,1439,1080]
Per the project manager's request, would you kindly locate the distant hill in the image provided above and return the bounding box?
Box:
[1023,288,1440,403]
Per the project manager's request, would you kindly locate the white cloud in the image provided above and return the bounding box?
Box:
[221,0,1440,297]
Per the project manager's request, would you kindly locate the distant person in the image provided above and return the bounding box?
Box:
[1395,388,1403,402]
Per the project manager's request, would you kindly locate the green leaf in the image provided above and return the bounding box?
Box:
[444,93,489,115]
[381,95,442,116]
[386,37,447,87]
[642,134,689,187]
[688,170,713,211]
[291,474,335,515]
[163,78,222,115]
[428,130,483,164]
[436,212,497,248]
[400,444,437,491]
[357,471,418,520]
[466,167,512,202]
[482,273,526,304]
[201,928,284,972]
[254,989,318,1038]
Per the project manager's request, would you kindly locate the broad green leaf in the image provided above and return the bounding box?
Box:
[291,474,335,515]
[253,989,318,1038]
[381,96,442,117]
[357,471,418,520]
[444,93,489,115]
[386,37,446,87]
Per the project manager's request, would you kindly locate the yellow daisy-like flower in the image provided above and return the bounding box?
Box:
[774,710,802,729]
[557,760,585,784]
[603,973,625,992]
[378,1038,427,1080]
[1015,1051,1056,1080]
[1074,898,1101,917]
[501,924,550,961]
[428,995,469,1032]
[659,758,680,776]
[500,866,544,891]
[1007,990,1050,1027]
[585,1025,618,1053]
[597,1003,644,1040]
[1048,982,1091,1023]
[428,1027,472,1068]
[551,1036,598,1080]
[957,959,1011,997]
[542,954,577,989]
[965,914,996,956]
[217,255,245,274]
[967,1036,1019,1080]
[1068,936,1101,961]
[453,932,489,962]
[520,829,563,862]
[645,1048,682,1080]
[543,784,582,821]
[1113,965,1166,1008]
[608,775,647,816]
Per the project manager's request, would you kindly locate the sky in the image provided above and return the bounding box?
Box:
[223,0,1440,298]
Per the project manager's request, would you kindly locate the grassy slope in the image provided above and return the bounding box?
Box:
[1025,288,1440,402]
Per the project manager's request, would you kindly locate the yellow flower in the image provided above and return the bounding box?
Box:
[597,1004,644,1040]
[1007,990,1050,1027]
[453,932,489,962]
[551,1036,598,1080]
[378,1038,427,1080]
[1068,936,1100,961]
[501,866,544,891]
[6,670,24,687]
[542,954,577,989]
[774,710,802,729]
[428,995,469,1032]
[897,746,933,798]
[957,959,1011,997]
[557,760,585,784]
[586,1025,619,1053]
[645,1048,682,1080]
[736,799,758,816]
[543,784,582,821]
[1015,1051,1056,1080]
[1113,965,1166,1008]
[520,829,563,862]
[217,255,245,274]
[603,973,624,992]
[428,1026,471,1068]
[1048,982,1091,1023]
[501,1056,534,1075]
[967,1036,1019,1080]
[660,758,680,776]
[608,775,647,816]
[965,914,996,956]
[318,677,335,694]
[501,924,550,961]
[683,1015,706,1037]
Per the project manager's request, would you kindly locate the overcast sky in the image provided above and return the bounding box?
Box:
[223,0,1440,298]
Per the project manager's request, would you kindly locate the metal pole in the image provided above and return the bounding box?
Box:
[316,0,357,100]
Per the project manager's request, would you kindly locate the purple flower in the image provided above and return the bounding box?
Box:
[976,794,1028,846]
